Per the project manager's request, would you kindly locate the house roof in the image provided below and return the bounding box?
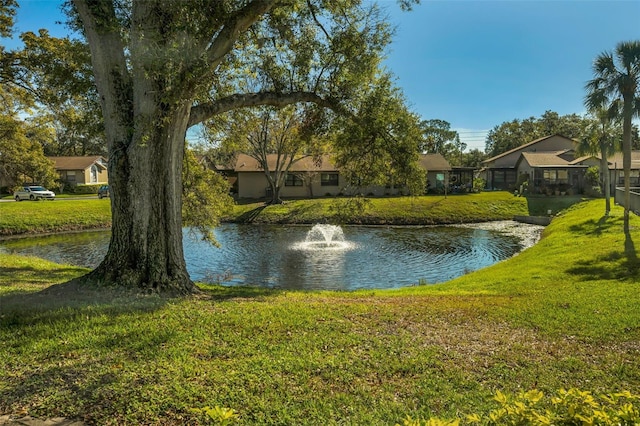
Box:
[232,152,453,173]
[518,151,592,169]
[519,151,571,167]
[234,153,338,172]
[418,153,451,171]
[482,134,576,164]
[606,151,640,169]
[49,156,107,171]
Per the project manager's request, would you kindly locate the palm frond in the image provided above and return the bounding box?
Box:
[592,51,616,76]
[615,40,640,74]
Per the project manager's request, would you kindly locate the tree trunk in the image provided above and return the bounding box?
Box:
[600,147,611,215]
[85,103,196,294]
[270,185,284,204]
[622,99,632,234]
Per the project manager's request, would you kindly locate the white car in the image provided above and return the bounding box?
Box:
[14,185,56,201]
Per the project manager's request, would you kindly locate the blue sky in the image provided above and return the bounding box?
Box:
[5,0,640,151]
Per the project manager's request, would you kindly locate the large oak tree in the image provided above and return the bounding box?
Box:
[67,0,415,293]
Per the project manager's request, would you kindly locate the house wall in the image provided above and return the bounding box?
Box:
[237,172,347,199]
[82,165,108,184]
[59,170,83,185]
[516,162,534,184]
[238,173,269,198]
[58,166,108,185]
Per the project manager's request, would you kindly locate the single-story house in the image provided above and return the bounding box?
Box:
[232,153,453,199]
[606,151,640,192]
[234,153,344,199]
[481,134,577,190]
[419,153,452,192]
[514,150,600,194]
[482,133,640,194]
[48,156,108,186]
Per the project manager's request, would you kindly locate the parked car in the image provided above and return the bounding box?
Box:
[97,184,110,199]
[14,185,56,201]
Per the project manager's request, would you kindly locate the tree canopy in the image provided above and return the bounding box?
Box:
[484,110,587,157]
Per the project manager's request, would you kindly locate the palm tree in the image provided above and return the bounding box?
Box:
[577,108,622,215]
[585,40,640,233]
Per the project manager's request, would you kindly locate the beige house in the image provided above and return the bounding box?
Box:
[233,153,453,199]
[481,135,576,190]
[49,156,108,186]
[606,151,640,192]
[514,150,600,194]
[419,153,452,192]
[234,154,345,199]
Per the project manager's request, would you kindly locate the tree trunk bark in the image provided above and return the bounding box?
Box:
[600,147,611,215]
[85,103,196,294]
[622,100,632,234]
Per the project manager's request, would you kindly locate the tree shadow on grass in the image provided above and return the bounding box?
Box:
[566,235,640,281]
[196,282,284,302]
[624,230,639,277]
[0,278,169,327]
[235,205,267,223]
[568,215,620,236]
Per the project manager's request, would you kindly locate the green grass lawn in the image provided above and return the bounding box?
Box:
[0,199,111,236]
[227,192,557,224]
[1,198,639,424]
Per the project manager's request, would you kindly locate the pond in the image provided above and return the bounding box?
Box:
[0,221,543,291]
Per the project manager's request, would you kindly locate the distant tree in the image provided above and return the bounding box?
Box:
[485,111,588,157]
[420,119,458,155]
[218,105,325,204]
[586,40,640,233]
[18,30,105,156]
[0,113,57,190]
[577,109,623,215]
[459,148,487,168]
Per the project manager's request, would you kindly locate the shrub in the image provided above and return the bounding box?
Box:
[72,184,103,194]
[472,178,486,193]
[398,388,640,425]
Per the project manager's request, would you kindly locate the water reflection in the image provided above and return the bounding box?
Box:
[0,222,543,290]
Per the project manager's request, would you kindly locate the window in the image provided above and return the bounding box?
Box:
[90,165,98,183]
[285,173,303,186]
[321,173,339,186]
[543,169,569,184]
[618,170,640,185]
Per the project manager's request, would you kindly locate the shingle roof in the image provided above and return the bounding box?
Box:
[482,134,576,164]
[234,153,338,172]
[49,156,107,171]
[232,153,452,173]
[418,153,451,171]
[520,151,570,167]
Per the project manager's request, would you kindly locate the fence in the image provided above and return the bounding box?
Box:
[615,187,640,215]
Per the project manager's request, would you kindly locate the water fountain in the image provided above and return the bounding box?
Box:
[292,224,355,251]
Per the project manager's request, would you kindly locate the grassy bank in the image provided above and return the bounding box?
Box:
[0,199,111,236]
[226,192,569,224]
[0,192,569,237]
[1,199,639,424]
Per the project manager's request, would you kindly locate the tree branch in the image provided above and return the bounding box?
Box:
[205,0,277,69]
[188,91,348,128]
